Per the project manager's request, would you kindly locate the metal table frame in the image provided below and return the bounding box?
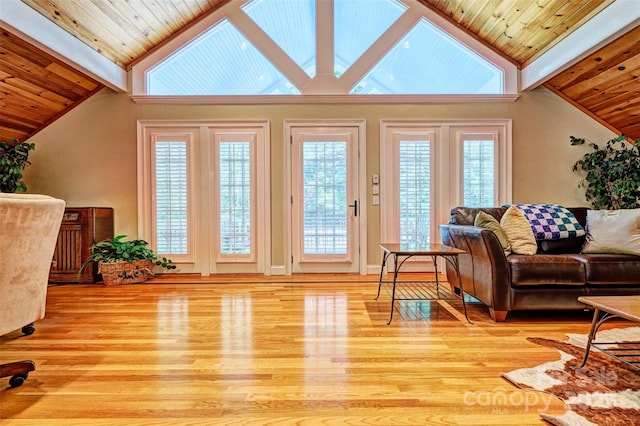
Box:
[576,296,640,371]
[375,243,471,325]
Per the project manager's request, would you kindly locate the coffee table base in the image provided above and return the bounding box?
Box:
[576,296,640,371]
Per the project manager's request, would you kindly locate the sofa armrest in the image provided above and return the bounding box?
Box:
[439,224,511,314]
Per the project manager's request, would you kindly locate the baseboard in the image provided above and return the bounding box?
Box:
[270,265,286,275]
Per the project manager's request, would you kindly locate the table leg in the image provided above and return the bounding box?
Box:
[375,251,390,300]
[575,307,602,370]
[387,254,400,325]
[432,255,440,298]
[444,256,472,324]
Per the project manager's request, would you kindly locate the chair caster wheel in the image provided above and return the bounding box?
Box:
[22,325,36,336]
[9,373,28,388]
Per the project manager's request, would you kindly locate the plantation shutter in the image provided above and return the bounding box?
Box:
[462,139,495,206]
[154,141,189,255]
[218,141,252,255]
[302,141,348,255]
[398,140,431,245]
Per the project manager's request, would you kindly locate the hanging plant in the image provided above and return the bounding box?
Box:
[570,134,640,209]
[0,138,36,193]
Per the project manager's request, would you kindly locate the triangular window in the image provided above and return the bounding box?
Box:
[243,0,316,78]
[353,19,503,95]
[147,19,295,95]
[140,0,516,98]
[334,0,406,77]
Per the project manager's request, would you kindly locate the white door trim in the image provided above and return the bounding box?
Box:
[284,119,367,275]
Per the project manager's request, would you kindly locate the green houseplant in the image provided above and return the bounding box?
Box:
[0,139,35,193]
[80,235,176,285]
[570,134,640,209]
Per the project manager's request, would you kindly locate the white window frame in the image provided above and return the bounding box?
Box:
[130,0,518,103]
[380,126,438,245]
[211,131,257,264]
[380,119,512,251]
[139,128,199,265]
[456,130,500,207]
[448,124,512,208]
[283,119,368,276]
[138,120,271,275]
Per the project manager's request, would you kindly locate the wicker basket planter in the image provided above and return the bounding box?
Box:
[80,235,175,285]
[98,260,154,286]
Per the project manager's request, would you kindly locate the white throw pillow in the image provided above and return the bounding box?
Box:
[582,209,640,256]
[500,205,537,255]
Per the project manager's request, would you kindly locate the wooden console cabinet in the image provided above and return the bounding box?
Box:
[49,207,114,283]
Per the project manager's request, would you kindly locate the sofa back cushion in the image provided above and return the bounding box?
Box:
[449,207,507,225]
[449,206,588,254]
[537,207,588,254]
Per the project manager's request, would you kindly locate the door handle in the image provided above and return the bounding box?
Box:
[349,200,358,217]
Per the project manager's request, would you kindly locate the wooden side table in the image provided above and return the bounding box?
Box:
[375,243,470,324]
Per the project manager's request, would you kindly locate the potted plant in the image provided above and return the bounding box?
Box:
[0,139,35,193]
[80,235,176,285]
[570,135,640,209]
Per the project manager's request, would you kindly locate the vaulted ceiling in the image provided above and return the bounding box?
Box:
[1,0,638,143]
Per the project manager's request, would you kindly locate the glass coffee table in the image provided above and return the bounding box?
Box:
[375,243,471,324]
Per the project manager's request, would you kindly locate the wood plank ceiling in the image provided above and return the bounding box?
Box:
[0,0,638,143]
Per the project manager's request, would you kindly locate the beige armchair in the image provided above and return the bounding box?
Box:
[0,193,65,388]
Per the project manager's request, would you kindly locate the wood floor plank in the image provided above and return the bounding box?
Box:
[0,274,623,424]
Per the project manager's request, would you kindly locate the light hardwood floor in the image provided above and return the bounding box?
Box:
[0,274,621,425]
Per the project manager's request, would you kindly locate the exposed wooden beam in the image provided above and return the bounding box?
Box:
[0,0,127,92]
[521,0,640,90]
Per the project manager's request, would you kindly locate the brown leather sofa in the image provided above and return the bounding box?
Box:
[439,207,640,321]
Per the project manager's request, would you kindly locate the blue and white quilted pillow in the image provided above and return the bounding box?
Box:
[512,204,586,240]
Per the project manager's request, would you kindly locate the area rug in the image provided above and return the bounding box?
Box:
[502,327,640,426]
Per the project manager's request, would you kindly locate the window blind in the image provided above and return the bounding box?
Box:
[303,141,348,254]
[219,141,252,255]
[154,141,188,255]
[399,140,431,244]
[463,140,494,206]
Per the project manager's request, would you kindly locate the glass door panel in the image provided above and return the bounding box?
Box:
[291,127,359,273]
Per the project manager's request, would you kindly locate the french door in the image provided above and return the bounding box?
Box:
[138,120,270,275]
[289,125,362,273]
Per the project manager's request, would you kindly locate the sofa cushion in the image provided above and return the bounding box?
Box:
[537,237,585,254]
[449,207,507,226]
[570,254,640,285]
[501,206,537,255]
[582,208,640,256]
[534,207,588,253]
[508,255,586,287]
